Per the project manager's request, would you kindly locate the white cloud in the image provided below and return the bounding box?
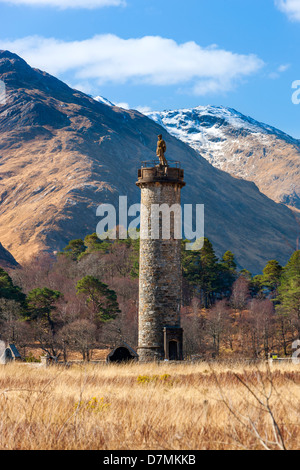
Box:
[0,0,125,8]
[136,105,152,114]
[114,102,130,109]
[278,63,290,72]
[192,77,234,96]
[268,63,291,79]
[275,0,300,21]
[0,34,264,96]
[94,98,152,114]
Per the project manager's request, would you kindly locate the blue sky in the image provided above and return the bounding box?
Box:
[0,0,300,137]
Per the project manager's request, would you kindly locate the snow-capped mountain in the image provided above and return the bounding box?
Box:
[147,106,300,211]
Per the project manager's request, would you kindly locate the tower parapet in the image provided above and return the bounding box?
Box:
[137,161,185,187]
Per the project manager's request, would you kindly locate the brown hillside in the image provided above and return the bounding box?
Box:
[0,241,18,269]
[0,50,299,273]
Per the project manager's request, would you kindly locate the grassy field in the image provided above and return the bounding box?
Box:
[0,361,299,450]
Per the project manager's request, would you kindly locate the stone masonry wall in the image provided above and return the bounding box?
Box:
[137,181,183,361]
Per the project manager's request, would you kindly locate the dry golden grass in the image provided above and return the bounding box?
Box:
[0,361,299,450]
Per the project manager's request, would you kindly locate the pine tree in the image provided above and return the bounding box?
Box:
[0,268,25,304]
[62,239,86,260]
[182,238,221,307]
[262,260,282,296]
[219,251,237,297]
[76,276,120,322]
[276,251,300,339]
[26,287,62,331]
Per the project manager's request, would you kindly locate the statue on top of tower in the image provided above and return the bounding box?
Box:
[156,134,168,166]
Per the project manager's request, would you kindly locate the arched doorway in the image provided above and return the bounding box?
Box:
[5,349,13,362]
[107,344,138,363]
[169,341,178,361]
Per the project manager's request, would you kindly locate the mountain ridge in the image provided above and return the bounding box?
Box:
[0,50,299,273]
[146,105,300,210]
[0,241,18,269]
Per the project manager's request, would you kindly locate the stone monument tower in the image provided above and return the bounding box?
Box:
[136,136,185,362]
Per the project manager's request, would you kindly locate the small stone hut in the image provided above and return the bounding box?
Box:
[106,343,138,363]
[0,341,21,364]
